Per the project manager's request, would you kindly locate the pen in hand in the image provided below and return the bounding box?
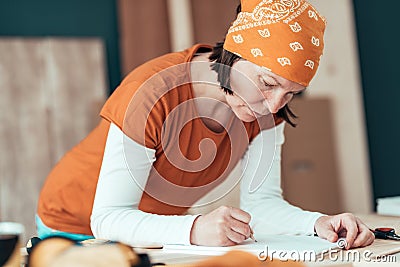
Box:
[250,226,257,242]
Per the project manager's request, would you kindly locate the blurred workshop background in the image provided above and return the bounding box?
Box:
[0,0,399,241]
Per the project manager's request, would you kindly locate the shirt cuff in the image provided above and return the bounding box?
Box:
[305,212,325,236]
[173,214,201,245]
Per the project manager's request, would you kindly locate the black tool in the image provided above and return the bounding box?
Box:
[371,227,400,241]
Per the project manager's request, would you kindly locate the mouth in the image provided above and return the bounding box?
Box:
[239,105,269,119]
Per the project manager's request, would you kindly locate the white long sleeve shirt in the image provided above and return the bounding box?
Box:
[91,122,323,246]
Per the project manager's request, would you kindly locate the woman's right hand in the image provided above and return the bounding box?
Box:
[190,206,252,246]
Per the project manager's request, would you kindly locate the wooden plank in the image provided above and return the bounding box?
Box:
[191,0,239,45]
[0,39,52,242]
[118,0,171,75]
[44,39,107,162]
[282,98,343,214]
[0,38,107,242]
[307,0,372,213]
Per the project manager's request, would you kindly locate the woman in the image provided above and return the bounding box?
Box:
[37,0,374,248]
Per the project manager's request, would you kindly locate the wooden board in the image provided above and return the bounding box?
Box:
[282,97,343,214]
[191,0,239,45]
[118,0,171,75]
[0,38,107,242]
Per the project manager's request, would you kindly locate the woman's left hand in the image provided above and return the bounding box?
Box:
[314,213,375,249]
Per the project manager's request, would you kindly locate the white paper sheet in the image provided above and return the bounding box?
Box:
[162,235,340,261]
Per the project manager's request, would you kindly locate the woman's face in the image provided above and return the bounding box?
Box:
[226,60,306,122]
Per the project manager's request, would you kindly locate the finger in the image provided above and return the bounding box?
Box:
[316,219,339,242]
[229,218,251,238]
[340,215,359,249]
[215,221,237,247]
[321,228,339,243]
[352,220,375,248]
[229,207,251,224]
[359,229,375,247]
[225,227,247,244]
[352,229,374,248]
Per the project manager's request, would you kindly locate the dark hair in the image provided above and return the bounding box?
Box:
[208,3,297,127]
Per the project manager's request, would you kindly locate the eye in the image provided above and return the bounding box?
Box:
[292,91,303,96]
[263,81,276,90]
[260,76,278,91]
[264,82,273,87]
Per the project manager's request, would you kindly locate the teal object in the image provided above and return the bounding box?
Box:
[353,0,400,205]
[35,215,94,242]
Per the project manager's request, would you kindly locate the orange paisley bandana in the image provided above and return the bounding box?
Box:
[224,0,326,86]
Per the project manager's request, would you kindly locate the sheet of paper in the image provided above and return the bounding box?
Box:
[162,235,339,261]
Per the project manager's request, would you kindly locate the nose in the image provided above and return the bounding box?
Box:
[266,93,290,114]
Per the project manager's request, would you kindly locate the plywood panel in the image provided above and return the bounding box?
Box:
[118,0,171,75]
[191,0,239,45]
[0,38,107,242]
[0,39,52,242]
[306,0,372,213]
[44,39,107,162]
[282,98,343,214]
